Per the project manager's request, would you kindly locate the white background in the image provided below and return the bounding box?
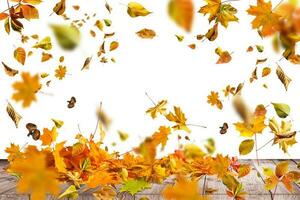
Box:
[0,0,299,158]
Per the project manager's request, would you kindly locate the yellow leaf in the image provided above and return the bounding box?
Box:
[247,0,280,37]
[276,161,289,178]
[14,47,26,65]
[127,2,151,18]
[33,37,52,50]
[40,126,58,146]
[55,65,67,80]
[152,126,171,149]
[168,0,194,32]
[58,185,78,199]
[53,142,67,173]
[12,72,41,108]
[239,139,254,155]
[166,106,191,133]
[146,100,168,119]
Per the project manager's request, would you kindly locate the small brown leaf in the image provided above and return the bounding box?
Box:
[53,0,66,15]
[250,67,257,83]
[81,56,92,71]
[136,28,156,39]
[2,62,18,77]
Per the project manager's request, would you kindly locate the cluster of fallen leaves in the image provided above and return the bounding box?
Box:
[4,100,300,200]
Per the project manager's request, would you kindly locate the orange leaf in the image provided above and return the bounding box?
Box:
[247,0,280,37]
[168,0,194,32]
[20,5,39,20]
[12,72,41,108]
[14,47,26,65]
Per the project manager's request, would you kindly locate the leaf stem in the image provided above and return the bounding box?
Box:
[186,123,207,129]
[255,133,260,165]
[91,101,102,139]
[257,138,274,151]
[145,92,156,105]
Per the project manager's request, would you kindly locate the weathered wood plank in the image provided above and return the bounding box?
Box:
[0,160,298,199]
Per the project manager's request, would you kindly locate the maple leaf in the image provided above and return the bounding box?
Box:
[247,0,281,37]
[163,176,207,200]
[55,65,67,80]
[199,0,238,27]
[40,126,58,146]
[8,148,59,200]
[151,126,171,149]
[120,179,151,195]
[269,118,297,153]
[146,100,168,119]
[263,161,300,192]
[5,143,21,162]
[165,106,191,133]
[207,91,223,109]
[234,105,267,137]
[211,154,230,179]
[12,72,41,108]
[87,170,120,188]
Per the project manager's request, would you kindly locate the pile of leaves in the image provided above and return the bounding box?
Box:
[5,100,300,200]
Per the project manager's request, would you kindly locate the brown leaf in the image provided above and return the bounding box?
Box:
[250,67,257,83]
[53,0,66,15]
[276,65,292,91]
[136,28,156,39]
[2,62,18,77]
[81,56,92,71]
[14,47,26,65]
[7,102,22,128]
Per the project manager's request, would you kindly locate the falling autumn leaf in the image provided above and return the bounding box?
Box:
[109,41,119,51]
[168,0,194,32]
[55,65,67,80]
[127,2,151,18]
[12,72,41,108]
[276,65,292,91]
[136,28,156,39]
[6,102,22,128]
[32,37,52,50]
[2,62,18,77]
[247,0,280,37]
[262,67,271,77]
[53,0,66,15]
[14,47,26,65]
[50,24,81,50]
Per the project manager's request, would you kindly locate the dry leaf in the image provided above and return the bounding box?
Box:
[7,102,22,128]
[81,56,92,71]
[276,65,292,91]
[2,62,18,77]
[127,2,151,18]
[136,28,156,39]
[14,47,26,65]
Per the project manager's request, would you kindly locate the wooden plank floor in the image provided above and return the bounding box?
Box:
[0,160,299,200]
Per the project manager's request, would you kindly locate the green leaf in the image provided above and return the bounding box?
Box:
[50,24,81,50]
[58,185,78,199]
[272,103,290,118]
[120,179,151,195]
[239,139,254,155]
[32,37,52,50]
[222,174,238,191]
